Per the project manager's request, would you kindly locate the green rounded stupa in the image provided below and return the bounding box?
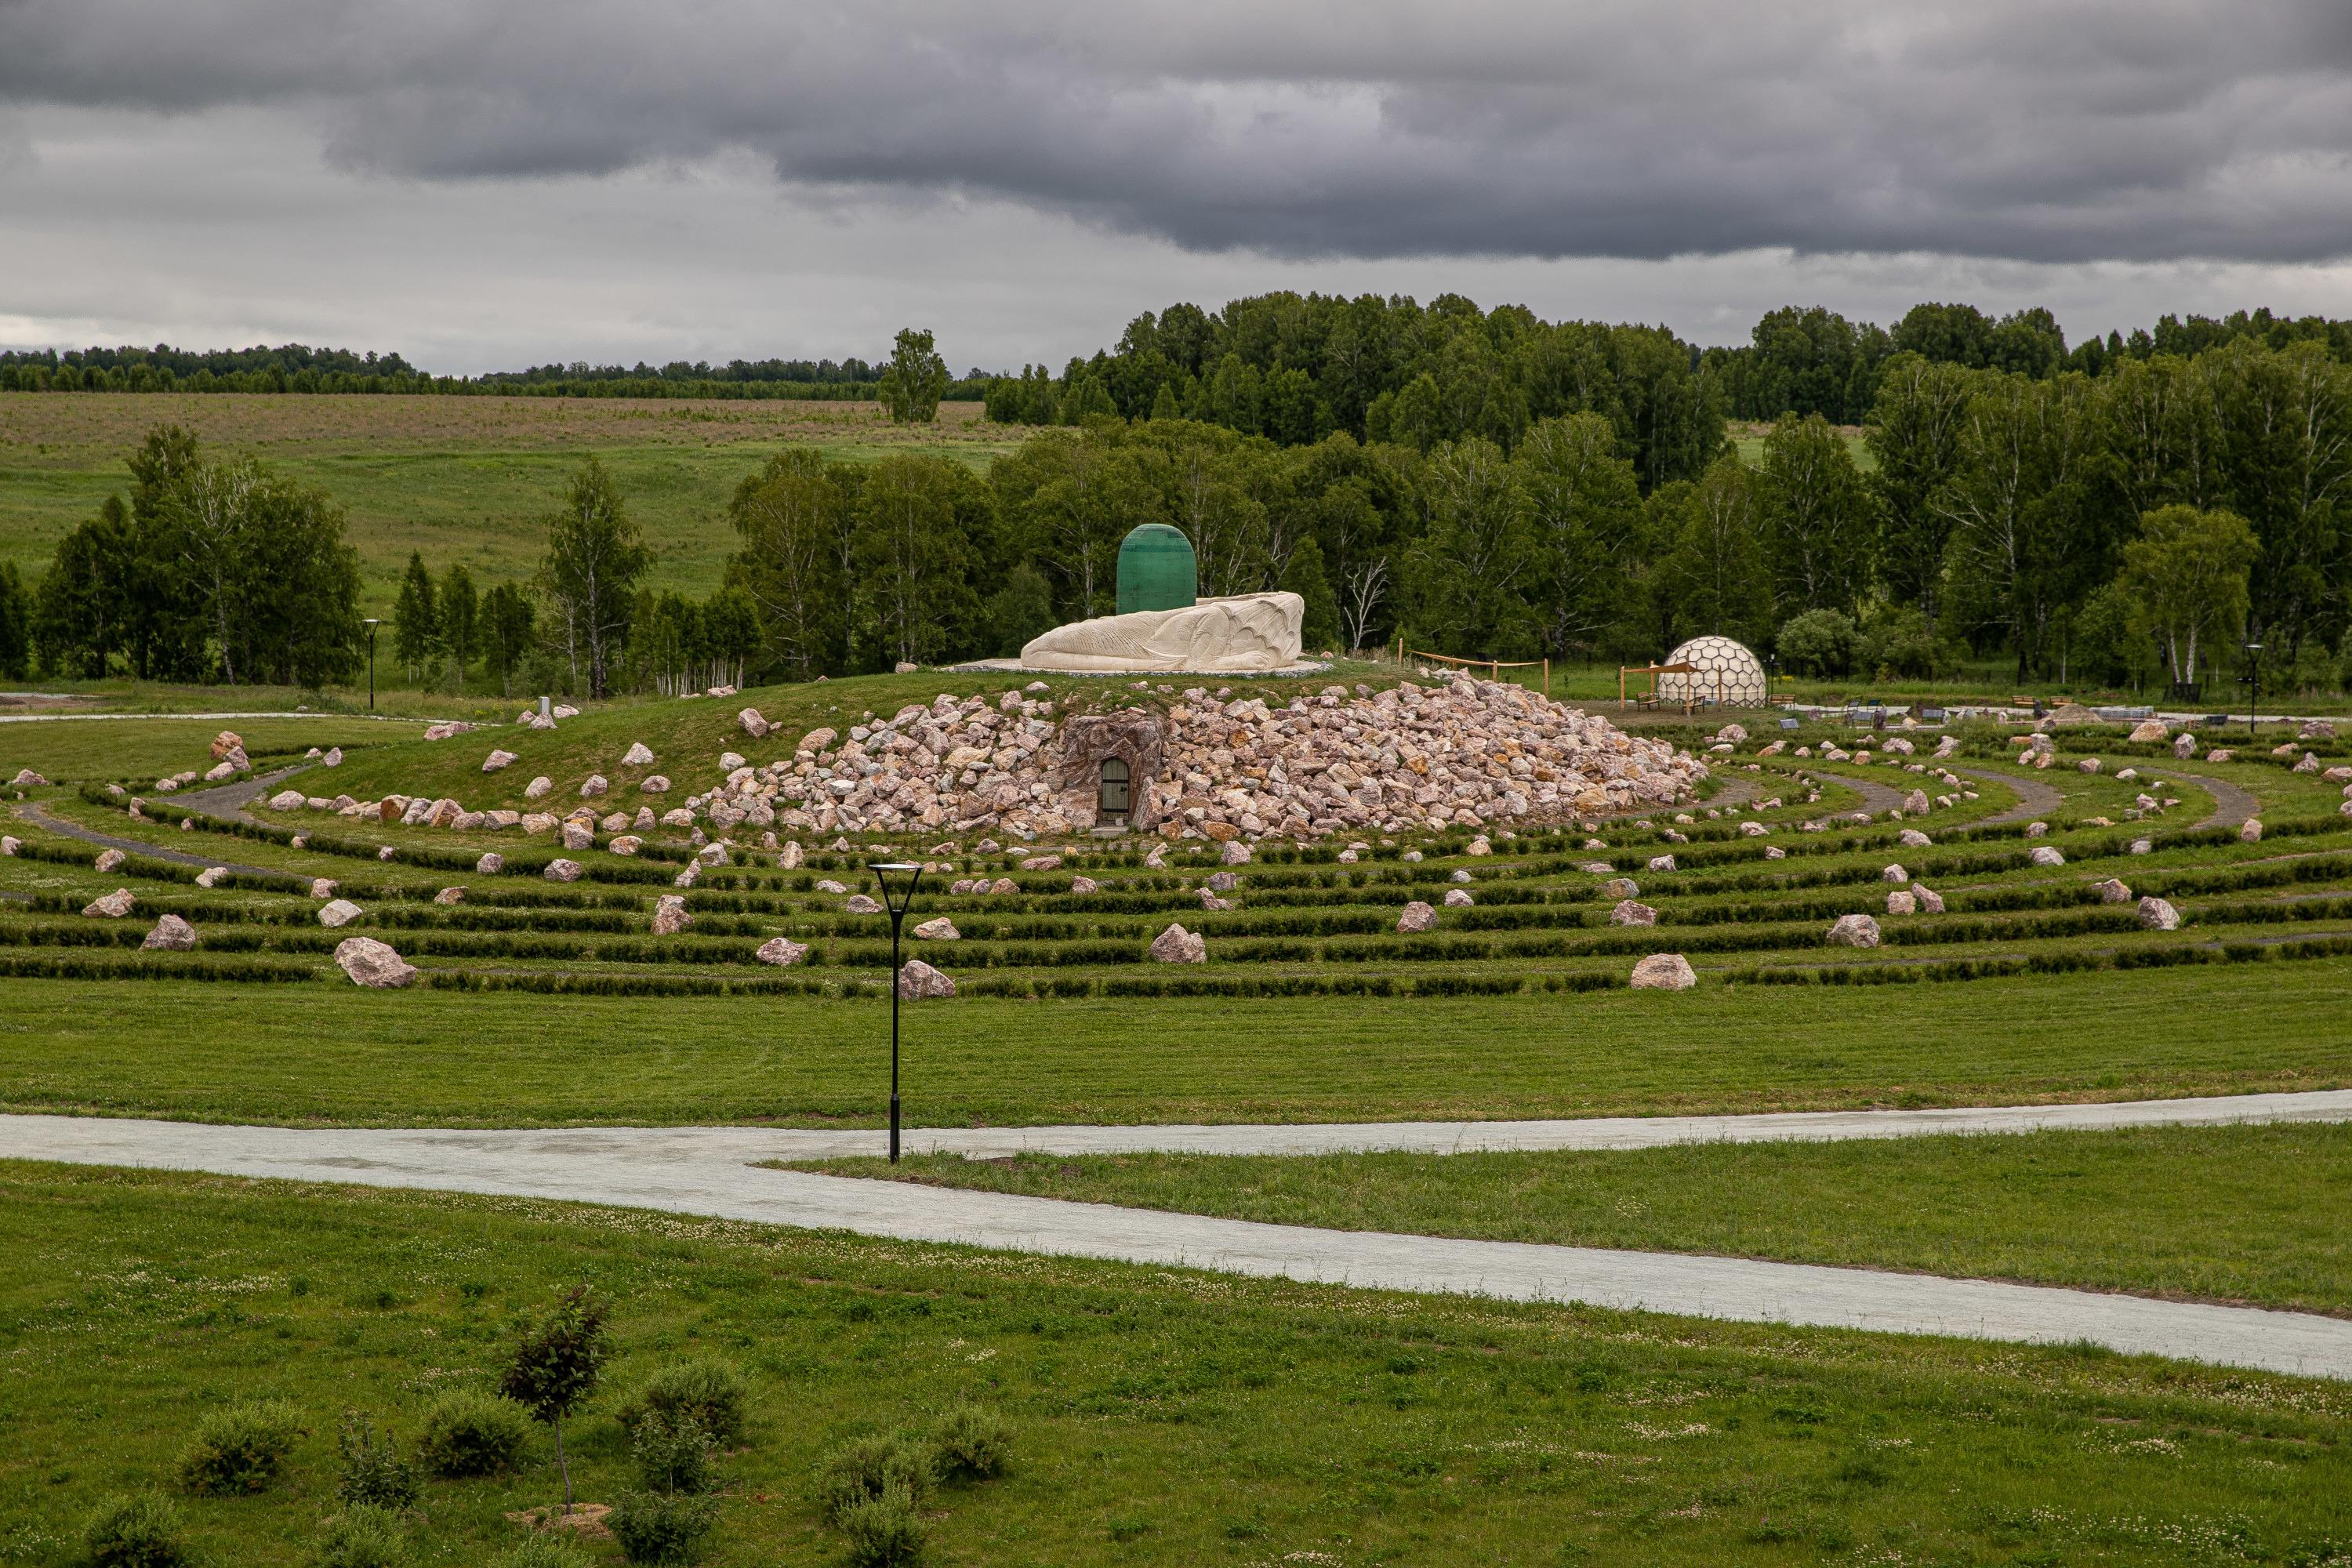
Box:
[1116,523,1197,615]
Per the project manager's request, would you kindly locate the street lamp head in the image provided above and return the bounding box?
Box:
[868,862,924,917]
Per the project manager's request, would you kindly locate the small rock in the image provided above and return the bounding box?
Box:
[2240,818,2263,844]
[544,858,583,883]
[1826,913,1881,948]
[898,958,956,998]
[1443,888,1473,907]
[738,707,772,739]
[1221,840,1252,866]
[433,887,465,906]
[622,742,655,766]
[1149,923,1207,963]
[2129,838,2152,856]
[580,775,608,798]
[639,775,671,794]
[194,866,226,887]
[2029,846,2065,867]
[1610,899,1658,926]
[2137,896,2181,931]
[913,916,960,940]
[334,935,416,989]
[317,898,364,928]
[82,888,136,918]
[844,895,883,914]
[1629,953,1697,990]
[483,750,518,772]
[816,879,848,895]
[1882,864,1909,884]
[476,852,505,874]
[1396,900,1436,933]
[1914,886,1945,913]
[141,913,197,950]
[1648,854,1676,873]
[524,776,554,800]
[94,848,125,873]
[310,878,339,898]
[1886,889,1917,915]
[1898,828,1931,848]
[2093,877,2132,904]
[754,936,809,967]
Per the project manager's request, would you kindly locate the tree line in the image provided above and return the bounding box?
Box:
[13,328,2350,700]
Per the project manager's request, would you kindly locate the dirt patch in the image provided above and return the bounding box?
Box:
[505,1502,615,1541]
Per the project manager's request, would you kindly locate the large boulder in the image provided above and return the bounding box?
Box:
[268,789,306,811]
[1882,863,1909,884]
[2029,846,2066,867]
[2093,877,2132,904]
[2172,731,2198,758]
[433,887,465,906]
[1609,899,1658,927]
[738,707,771,739]
[651,895,694,935]
[1914,886,1946,913]
[209,731,243,760]
[1396,900,1437,933]
[334,936,416,989]
[1886,889,1917,915]
[622,742,655,766]
[544,858,583,883]
[2239,818,2263,844]
[1599,877,1639,900]
[2137,896,2181,931]
[141,913,197,950]
[483,750,518,772]
[194,866,227,887]
[1647,854,1677,873]
[1443,887,1474,907]
[580,774,608,798]
[94,848,125,874]
[639,775,671,794]
[754,936,809,967]
[1149,922,1207,963]
[844,894,882,915]
[524,775,554,800]
[913,916,961,940]
[317,898,365,928]
[82,888,136,918]
[2129,719,2169,743]
[310,877,339,898]
[322,746,342,768]
[561,820,593,851]
[1826,913,1881,948]
[897,958,956,999]
[476,852,505,875]
[1629,953,1697,991]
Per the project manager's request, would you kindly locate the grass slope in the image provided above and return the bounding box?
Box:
[3,1163,2347,1566]
[804,1123,2352,1317]
[2,967,2347,1127]
[0,393,1016,612]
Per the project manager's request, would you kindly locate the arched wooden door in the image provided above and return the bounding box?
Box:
[1098,757,1131,825]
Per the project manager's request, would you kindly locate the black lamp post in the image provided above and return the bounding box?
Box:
[869,861,924,1163]
[363,619,381,711]
[2240,641,2263,742]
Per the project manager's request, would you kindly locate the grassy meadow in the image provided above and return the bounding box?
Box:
[3,1163,2349,1567]
[0,393,1017,615]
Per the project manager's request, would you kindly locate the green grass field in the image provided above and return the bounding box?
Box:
[4,1163,2347,1567]
[0,393,1017,616]
[804,1123,2352,1317]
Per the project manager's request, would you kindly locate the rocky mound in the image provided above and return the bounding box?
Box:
[267,675,1704,844]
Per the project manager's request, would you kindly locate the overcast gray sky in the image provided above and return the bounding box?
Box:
[4,0,2351,374]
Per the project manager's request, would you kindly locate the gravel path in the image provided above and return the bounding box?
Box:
[8,1110,2350,1379]
[1950,765,2066,826]
[10,766,305,880]
[2140,767,2263,831]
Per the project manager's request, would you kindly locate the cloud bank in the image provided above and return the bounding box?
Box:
[6,0,2352,265]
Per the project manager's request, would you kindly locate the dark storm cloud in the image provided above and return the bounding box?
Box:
[5,0,2352,264]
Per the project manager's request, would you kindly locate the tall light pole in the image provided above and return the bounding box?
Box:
[2240,641,2263,742]
[869,862,924,1163]
[363,618,381,711]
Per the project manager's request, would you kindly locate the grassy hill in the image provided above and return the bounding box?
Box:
[0,393,1017,615]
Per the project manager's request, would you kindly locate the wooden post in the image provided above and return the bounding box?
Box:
[1542,658,1550,699]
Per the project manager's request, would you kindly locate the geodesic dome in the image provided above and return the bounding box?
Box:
[1657,635,1767,706]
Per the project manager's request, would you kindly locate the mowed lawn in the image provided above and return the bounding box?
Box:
[0,393,1018,612]
[805,1122,2352,1318]
[2,967,2347,1128]
[3,1163,2348,1567]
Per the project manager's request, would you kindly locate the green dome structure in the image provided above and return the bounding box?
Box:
[1116,524,1198,615]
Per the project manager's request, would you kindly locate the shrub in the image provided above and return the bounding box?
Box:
[837,1480,928,1568]
[607,1489,720,1565]
[84,1490,192,1568]
[176,1398,307,1494]
[311,1504,408,1568]
[416,1388,532,1477]
[818,1435,936,1526]
[336,1410,418,1509]
[632,1410,718,1495]
[619,1359,750,1448]
[931,1404,1011,1480]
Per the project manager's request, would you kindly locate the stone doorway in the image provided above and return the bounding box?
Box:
[1098,757,1131,825]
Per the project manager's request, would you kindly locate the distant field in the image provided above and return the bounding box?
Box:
[0,393,1018,614]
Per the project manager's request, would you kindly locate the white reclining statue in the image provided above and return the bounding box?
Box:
[1020,591,1305,673]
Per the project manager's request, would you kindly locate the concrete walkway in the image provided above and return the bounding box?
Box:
[6,1114,2349,1379]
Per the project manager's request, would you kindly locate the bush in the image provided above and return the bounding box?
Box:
[619,1359,750,1449]
[607,1489,720,1565]
[932,1404,1011,1480]
[311,1504,408,1568]
[633,1410,718,1495]
[415,1388,532,1477]
[176,1398,307,1494]
[336,1410,418,1510]
[1775,608,1859,677]
[837,1481,928,1568]
[84,1490,192,1568]
[818,1435,936,1526]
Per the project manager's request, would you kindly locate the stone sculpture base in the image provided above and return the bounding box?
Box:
[1019,591,1305,673]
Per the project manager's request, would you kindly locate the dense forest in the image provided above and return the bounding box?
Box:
[3,298,2349,700]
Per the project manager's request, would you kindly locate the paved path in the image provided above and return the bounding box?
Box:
[10,769,303,880]
[0,710,432,727]
[2141,766,2261,831]
[8,1111,2350,1379]
[1951,765,2065,826]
